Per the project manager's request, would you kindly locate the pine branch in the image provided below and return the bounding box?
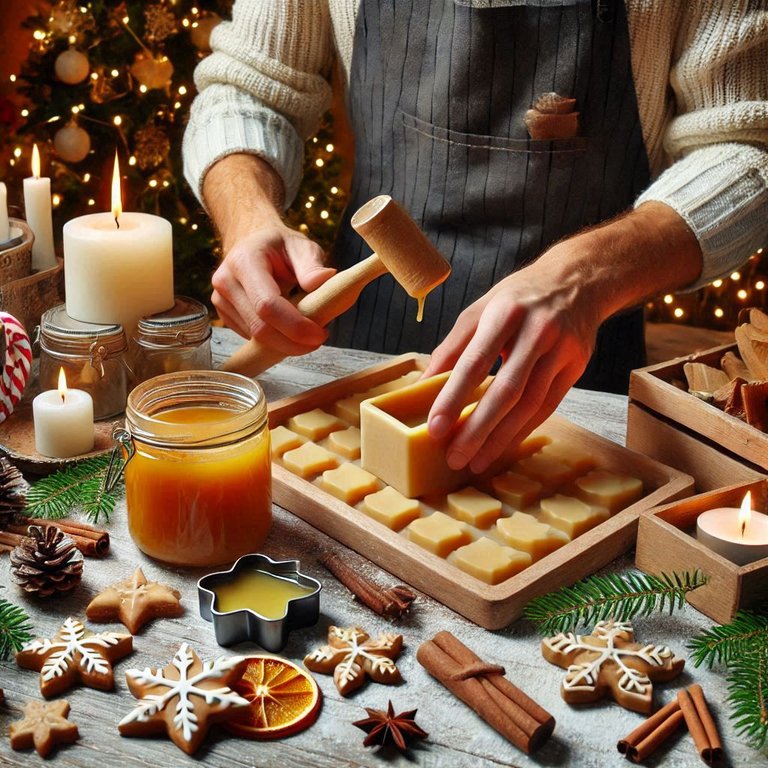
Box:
[23,455,123,525]
[689,609,768,669]
[524,570,708,635]
[726,641,768,749]
[0,598,33,660]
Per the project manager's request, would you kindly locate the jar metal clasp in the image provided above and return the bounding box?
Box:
[102,426,135,494]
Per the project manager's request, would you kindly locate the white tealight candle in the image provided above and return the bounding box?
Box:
[33,368,94,458]
[63,153,174,336]
[696,491,768,565]
[23,144,57,271]
[0,181,9,243]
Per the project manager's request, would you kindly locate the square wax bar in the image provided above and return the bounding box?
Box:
[321,463,380,505]
[490,471,543,509]
[406,511,472,557]
[288,408,346,440]
[326,426,361,459]
[270,425,305,457]
[573,470,643,514]
[495,511,570,561]
[539,441,597,473]
[538,494,610,538]
[282,442,339,478]
[333,394,365,426]
[447,487,502,529]
[362,486,421,531]
[448,537,532,585]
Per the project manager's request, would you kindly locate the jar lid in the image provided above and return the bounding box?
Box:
[39,304,127,356]
[136,296,211,347]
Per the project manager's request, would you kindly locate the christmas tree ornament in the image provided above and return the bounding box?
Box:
[541,619,685,713]
[53,121,91,163]
[16,616,133,698]
[190,13,222,52]
[0,456,28,528]
[118,643,250,755]
[130,53,174,93]
[48,0,92,38]
[134,124,170,170]
[54,48,90,85]
[9,699,80,758]
[0,312,32,424]
[10,525,84,598]
[144,3,178,44]
[353,700,428,753]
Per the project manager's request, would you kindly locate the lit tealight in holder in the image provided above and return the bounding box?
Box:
[696,491,768,565]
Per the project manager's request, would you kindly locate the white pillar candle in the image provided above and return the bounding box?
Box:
[0,182,9,243]
[33,369,94,458]
[63,153,174,336]
[696,491,768,565]
[23,144,57,271]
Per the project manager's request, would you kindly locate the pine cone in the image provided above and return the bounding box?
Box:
[10,526,84,598]
[0,457,28,528]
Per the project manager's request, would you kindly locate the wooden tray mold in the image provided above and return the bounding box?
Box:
[636,479,768,624]
[269,353,694,630]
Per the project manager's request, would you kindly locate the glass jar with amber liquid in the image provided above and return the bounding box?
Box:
[124,371,271,566]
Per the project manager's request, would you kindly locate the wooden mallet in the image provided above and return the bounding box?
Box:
[220,195,452,377]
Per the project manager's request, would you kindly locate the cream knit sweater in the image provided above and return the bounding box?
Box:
[184,0,768,287]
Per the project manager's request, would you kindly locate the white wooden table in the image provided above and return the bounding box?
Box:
[0,328,756,767]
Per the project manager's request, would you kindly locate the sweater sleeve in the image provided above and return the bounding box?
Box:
[632,3,768,288]
[183,0,334,208]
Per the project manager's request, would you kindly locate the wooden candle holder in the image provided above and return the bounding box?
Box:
[636,479,768,624]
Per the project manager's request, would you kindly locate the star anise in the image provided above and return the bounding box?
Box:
[353,700,428,753]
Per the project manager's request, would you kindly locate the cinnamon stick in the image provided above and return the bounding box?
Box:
[617,698,685,762]
[417,630,555,754]
[7,519,109,558]
[678,685,723,765]
[0,531,23,549]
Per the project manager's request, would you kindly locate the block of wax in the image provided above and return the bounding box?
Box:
[573,469,644,514]
[282,441,339,478]
[538,494,610,538]
[287,408,346,441]
[406,511,472,557]
[326,426,362,460]
[333,394,365,426]
[321,463,380,505]
[447,487,503,529]
[270,425,305,458]
[495,511,570,561]
[448,537,532,585]
[539,440,597,474]
[513,452,577,488]
[362,486,422,531]
[490,470,543,510]
[361,370,423,399]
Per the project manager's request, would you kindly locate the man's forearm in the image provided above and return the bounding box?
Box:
[202,153,286,251]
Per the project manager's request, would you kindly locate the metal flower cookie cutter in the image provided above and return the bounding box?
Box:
[197,554,321,652]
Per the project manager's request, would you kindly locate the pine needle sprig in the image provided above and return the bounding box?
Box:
[726,641,768,749]
[524,570,708,635]
[0,598,33,660]
[688,609,768,669]
[23,454,123,525]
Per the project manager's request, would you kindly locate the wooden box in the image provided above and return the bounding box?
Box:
[636,479,768,624]
[628,344,767,491]
[270,354,694,629]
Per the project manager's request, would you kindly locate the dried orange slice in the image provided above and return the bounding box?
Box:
[225,656,322,740]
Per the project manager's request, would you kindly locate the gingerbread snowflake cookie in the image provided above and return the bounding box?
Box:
[541,619,684,713]
[119,643,250,755]
[86,567,183,634]
[16,617,133,698]
[304,625,403,696]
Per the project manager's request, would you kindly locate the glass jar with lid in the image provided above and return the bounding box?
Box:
[123,371,272,567]
[38,304,130,419]
[131,296,212,383]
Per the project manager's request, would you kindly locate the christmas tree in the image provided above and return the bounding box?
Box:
[2,0,347,304]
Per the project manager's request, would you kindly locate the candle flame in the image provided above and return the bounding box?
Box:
[111,151,122,226]
[739,491,752,537]
[31,143,41,179]
[57,367,68,404]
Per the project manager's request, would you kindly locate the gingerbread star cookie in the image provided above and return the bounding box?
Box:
[16,616,133,698]
[118,643,250,755]
[86,567,183,634]
[541,619,684,714]
[304,625,403,696]
[9,699,79,758]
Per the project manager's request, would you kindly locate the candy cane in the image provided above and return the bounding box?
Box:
[0,312,32,423]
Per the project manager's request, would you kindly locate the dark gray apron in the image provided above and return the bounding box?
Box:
[328,0,650,393]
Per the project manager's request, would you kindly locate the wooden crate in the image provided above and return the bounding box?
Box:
[269,354,694,629]
[628,344,768,491]
[636,479,768,624]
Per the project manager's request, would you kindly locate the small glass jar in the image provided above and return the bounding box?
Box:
[131,296,212,384]
[38,304,130,419]
[124,371,272,567]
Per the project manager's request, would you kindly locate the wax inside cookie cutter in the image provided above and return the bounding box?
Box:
[197,553,321,652]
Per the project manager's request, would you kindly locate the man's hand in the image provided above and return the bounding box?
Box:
[425,202,703,473]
